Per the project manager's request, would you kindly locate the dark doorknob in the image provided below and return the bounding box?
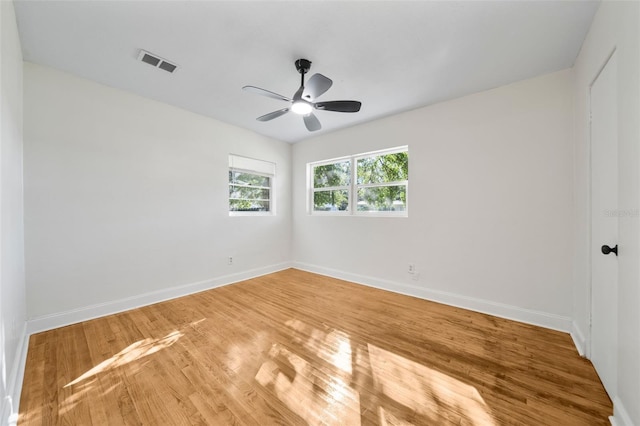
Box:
[601,244,618,256]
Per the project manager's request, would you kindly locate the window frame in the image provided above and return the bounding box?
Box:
[309,157,352,216]
[229,155,275,216]
[309,146,408,217]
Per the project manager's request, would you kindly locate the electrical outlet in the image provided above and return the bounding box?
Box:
[411,272,420,281]
[408,263,415,274]
[228,256,233,266]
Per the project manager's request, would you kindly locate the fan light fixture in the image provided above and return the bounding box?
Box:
[291,101,313,115]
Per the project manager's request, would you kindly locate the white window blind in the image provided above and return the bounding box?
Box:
[229,155,275,176]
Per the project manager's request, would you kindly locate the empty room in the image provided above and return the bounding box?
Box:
[1,0,639,425]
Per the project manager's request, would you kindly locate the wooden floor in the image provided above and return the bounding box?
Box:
[19,269,611,425]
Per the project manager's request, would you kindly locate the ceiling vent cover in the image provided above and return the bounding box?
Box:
[137,50,178,73]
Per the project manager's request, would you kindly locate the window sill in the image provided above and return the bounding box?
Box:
[229,211,274,217]
[310,212,408,218]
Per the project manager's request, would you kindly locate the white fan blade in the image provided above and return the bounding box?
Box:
[302,74,333,101]
[243,86,291,102]
[257,108,290,121]
[303,113,321,131]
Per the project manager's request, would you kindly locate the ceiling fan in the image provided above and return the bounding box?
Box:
[242,59,362,132]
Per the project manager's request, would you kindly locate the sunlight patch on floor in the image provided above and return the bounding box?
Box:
[59,381,120,416]
[368,344,496,425]
[285,319,353,374]
[255,319,496,425]
[255,343,361,425]
[378,406,414,426]
[65,330,183,388]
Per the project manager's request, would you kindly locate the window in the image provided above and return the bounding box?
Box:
[356,150,409,213]
[310,147,408,216]
[229,155,275,215]
[312,160,351,212]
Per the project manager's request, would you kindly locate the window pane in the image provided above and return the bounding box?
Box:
[357,185,407,212]
[229,171,270,187]
[229,186,270,200]
[230,199,270,212]
[313,190,349,211]
[229,168,272,213]
[313,161,351,188]
[357,152,408,185]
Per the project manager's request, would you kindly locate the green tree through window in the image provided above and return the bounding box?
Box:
[356,151,408,212]
[313,161,350,211]
[311,148,408,215]
[228,154,275,214]
[229,170,271,212]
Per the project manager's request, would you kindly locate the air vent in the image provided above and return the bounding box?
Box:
[137,50,178,74]
[158,61,177,73]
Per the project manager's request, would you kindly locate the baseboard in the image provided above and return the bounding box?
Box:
[27,262,292,334]
[570,320,587,356]
[1,322,29,426]
[610,396,633,426]
[292,262,572,333]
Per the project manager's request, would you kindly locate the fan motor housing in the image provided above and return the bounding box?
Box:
[295,59,311,74]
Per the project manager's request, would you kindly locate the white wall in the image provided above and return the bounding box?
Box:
[23,63,291,325]
[0,1,27,424]
[292,70,574,331]
[572,1,640,424]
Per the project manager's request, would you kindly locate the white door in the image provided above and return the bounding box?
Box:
[590,51,618,399]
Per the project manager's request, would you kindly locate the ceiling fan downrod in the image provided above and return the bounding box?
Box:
[295,58,311,87]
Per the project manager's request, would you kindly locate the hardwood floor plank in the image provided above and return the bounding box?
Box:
[19,269,612,425]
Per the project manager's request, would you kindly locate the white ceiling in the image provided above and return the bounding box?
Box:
[14,0,599,143]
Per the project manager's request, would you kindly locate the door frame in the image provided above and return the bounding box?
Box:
[586,46,618,361]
